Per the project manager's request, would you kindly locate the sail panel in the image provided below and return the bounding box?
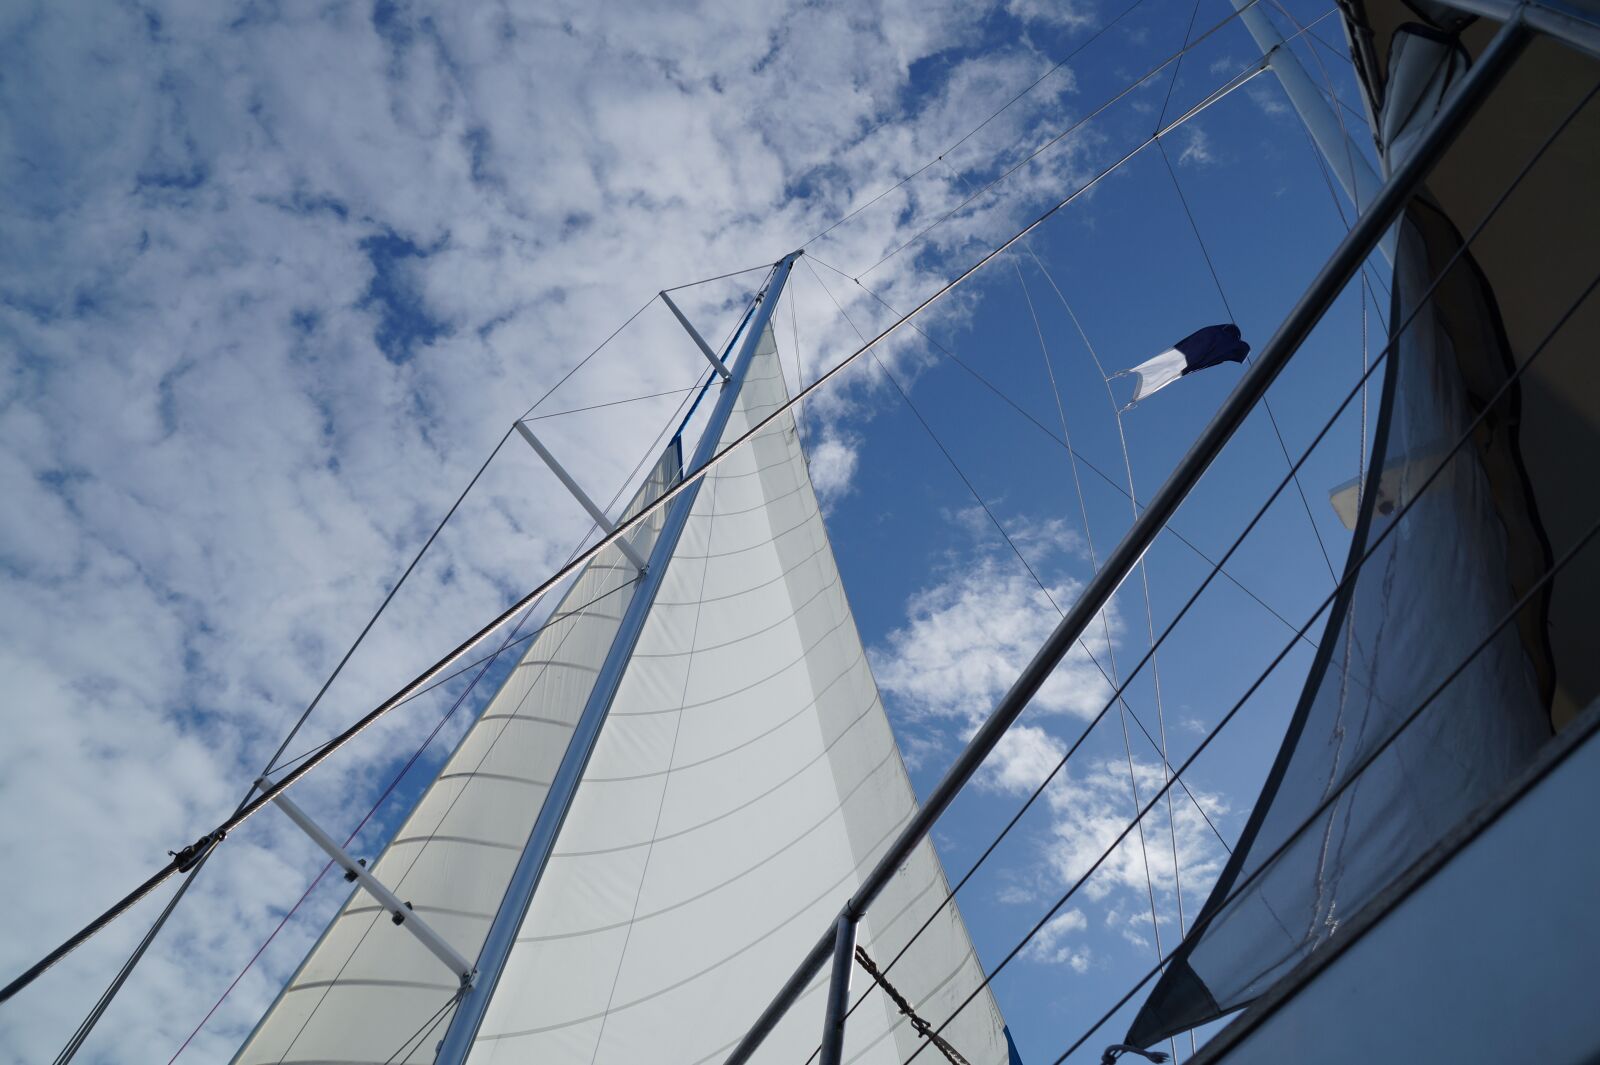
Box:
[232,448,681,1065]
[465,327,1011,1065]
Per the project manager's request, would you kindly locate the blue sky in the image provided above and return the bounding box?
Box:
[0,0,1388,1061]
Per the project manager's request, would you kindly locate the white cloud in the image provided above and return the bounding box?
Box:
[805,426,861,508]
[1021,908,1092,971]
[1178,124,1216,167]
[872,507,1114,735]
[1007,0,1096,31]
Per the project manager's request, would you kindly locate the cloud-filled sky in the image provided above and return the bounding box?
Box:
[0,0,1387,1060]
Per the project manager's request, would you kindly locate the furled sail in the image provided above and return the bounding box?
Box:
[1124,9,1600,1043]
[236,322,1011,1064]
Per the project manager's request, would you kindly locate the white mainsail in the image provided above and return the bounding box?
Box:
[236,322,1011,1064]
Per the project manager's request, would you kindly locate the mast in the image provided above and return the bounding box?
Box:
[1224,0,1396,263]
[433,250,802,1064]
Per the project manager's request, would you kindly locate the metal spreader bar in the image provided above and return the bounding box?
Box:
[514,420,649,572]
[264,782,475,986]
[661,290,733,380]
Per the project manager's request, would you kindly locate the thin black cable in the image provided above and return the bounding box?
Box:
[516,294,659,421]
[382,990,463,1065]
[661,261,777,293]
[804,259,1224,847]
[800,0,1151,250]
[528,385,701,421]
[1049,514,1600,1064]
[1154,0,1206,133]
[820,79,1599,1060]
[906,225,1600,1065]
[856,1,1305,279]
[807,253,1315,652]
[1153,137,1341,585]
[261,573,644,778]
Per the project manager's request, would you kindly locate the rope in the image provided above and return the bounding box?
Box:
[854,947,973,1065]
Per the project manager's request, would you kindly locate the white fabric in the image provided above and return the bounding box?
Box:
[466,326,1011,1065]
[233,453,679,1065]
[1126,347,1187,403]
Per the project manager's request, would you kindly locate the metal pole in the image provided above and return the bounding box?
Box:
[1430,0,1600,60]
[722,18,1529,1063]
[661,289,734,380]
[1223,0,1394,262]
[433,250,802,1065]
[818,915,859,1065]
[513,420,649,572]
[268,789,474,984]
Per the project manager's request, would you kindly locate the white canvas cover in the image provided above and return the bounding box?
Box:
[232,451,680,1065]
[463,327,1011,1065]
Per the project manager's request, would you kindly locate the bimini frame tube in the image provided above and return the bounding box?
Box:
[433,250,801,1065]
[722,15,1530,1064]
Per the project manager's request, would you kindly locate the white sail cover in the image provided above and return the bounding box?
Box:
[233,449,680,1064]
[237,325,1012,1065]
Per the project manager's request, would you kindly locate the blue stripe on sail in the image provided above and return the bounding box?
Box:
[1005,1024,1025,1064]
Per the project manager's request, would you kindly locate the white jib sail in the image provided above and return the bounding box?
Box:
[236,324,1011,1065]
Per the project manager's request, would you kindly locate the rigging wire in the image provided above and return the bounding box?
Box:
[853,2,1332,280]
[1010,243,1193,1061]
[1014,256,1178,1064]
[51,422,519,1063]
[1153,136,1342,585]
[661,261,779,293]
[805,74,1600,1061]
[382,989,463,1065]
[805,253,1315,653]
[803,259,1222,844]
[800,0,1152,250]
[527,385,702,421]
[894,118,1600,1058]
[1048,522,1600,1065]
[906,264,1600,1065]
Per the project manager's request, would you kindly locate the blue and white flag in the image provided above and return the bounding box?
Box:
[1116,323,1250,408]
